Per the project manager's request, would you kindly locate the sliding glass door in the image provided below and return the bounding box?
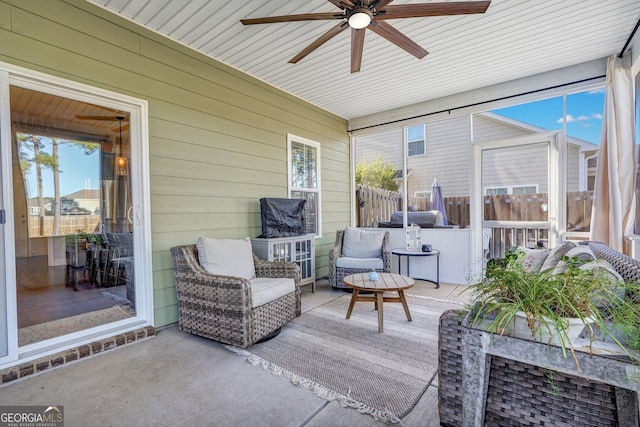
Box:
[0,63,152,366]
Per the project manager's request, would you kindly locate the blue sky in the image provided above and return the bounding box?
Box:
[491,89,605,145]
[21,138,100,199]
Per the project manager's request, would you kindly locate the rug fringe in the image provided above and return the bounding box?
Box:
[405,293,464,306]
[224,345,403,425]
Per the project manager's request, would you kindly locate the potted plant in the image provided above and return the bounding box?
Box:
[466,248,640,362]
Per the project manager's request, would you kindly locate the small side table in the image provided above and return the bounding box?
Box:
[392,248,440,288]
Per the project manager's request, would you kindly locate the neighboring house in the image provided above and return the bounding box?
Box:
[28,191,99,216]
[27,197,53,216]
[355,112,598,198]
[64,189,101,214]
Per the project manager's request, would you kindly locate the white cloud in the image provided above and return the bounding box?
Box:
[591,113,602,120]
[556,114,590,124]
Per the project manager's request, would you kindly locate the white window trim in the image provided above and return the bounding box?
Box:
[484,184,540,195]
[0,62,152,368]
[414,190,431,198]
[405,124,426,157]
[287,134,322,238]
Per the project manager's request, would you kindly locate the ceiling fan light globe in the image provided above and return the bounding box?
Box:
[348,10,371,29]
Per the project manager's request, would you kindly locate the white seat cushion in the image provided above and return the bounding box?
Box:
[250,277,295,308]
[342,227,385,259]
[196,237,256,280]
[336,256,384,270]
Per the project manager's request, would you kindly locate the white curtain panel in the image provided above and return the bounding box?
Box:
[590,53,636,251]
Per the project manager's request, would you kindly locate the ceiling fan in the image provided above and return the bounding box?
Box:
[241,0,491,73]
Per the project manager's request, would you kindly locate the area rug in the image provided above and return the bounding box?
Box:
[226,294,463,424]
[19,305,132,346]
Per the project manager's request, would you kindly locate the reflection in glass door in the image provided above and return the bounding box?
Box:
[10,85,136,346]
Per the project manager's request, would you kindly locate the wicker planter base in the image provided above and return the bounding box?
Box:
[438,310,639,427]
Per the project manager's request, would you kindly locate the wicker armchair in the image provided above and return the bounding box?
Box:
[328,228,392,288]
[170,244,301,348]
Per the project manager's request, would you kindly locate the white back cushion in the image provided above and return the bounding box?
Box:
[341,228,385,259]
[197,237,256,280]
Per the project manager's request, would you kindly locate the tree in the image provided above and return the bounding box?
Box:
[18,133,99,236]
[355,157,400,191]
[17,134,46,234]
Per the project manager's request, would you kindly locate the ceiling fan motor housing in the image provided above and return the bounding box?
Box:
[348,7,373,29]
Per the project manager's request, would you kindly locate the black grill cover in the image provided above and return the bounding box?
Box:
[259,198,306,238]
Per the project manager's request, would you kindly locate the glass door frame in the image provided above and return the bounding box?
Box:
[0,69,18,365]
[470,131,564,278]
[0,62,153,367]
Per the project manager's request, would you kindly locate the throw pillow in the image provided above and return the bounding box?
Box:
[196,237,256,280]
[517,246,549,272]
[579,259,625,306]
[552,246,596,275]
[341,227,386,259]
[539,241,577,273]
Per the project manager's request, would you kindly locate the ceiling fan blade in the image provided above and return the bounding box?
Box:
[76,115,128,121]
[377,1,491,19]
[371,0,395,9]
[351,28,366,73]
[327,0,354,9]
[289,22,349,64]
[241,12,341,25]
[368,21,428,59]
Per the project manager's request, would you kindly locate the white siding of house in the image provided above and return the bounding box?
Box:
[355,116,471,198]
[481,143,549,193]
[355,107,589,205]
[472,114,535,143]
[566,144,580,192]
[409,116,470,197]
[355,128,403,166]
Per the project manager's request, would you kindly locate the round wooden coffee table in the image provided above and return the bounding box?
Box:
[342,272,415,333]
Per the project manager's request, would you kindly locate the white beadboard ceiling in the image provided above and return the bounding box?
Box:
[85,0,639,120]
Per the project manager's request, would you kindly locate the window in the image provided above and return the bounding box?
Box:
[288,134,321,236]
[512,185,538,195]
[414,191,431,199]
[485,185,538,196]
[485,187,508,196]
[406,125,425,157]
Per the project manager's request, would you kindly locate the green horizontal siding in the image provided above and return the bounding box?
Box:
[1,0,351,327]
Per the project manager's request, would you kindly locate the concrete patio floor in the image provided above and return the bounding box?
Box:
[0,279,470,427]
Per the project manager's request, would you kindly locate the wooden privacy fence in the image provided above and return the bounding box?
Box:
[29,215,100,237]
[357,185,594,231]
[356,185,429,227]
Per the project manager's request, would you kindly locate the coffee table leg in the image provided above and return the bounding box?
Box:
[376,291,384,333]
[346,289,359,319]
[399,290,412,322]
